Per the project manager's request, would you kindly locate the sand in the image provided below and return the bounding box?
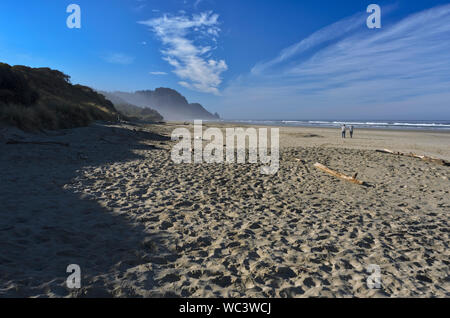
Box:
[0,122,449,297]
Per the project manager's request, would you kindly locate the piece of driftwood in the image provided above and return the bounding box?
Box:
[376,149,402,155]
[313,163,365,185]
[376,149,449,166]
[6,140,70,147]
[409,153,449,166]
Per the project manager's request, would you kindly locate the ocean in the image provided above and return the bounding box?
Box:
[224,120,450,131]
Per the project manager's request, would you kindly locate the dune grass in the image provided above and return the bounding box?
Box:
[0,63,118,131]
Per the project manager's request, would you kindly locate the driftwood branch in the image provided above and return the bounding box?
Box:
[376,149,449,166]
[314,163,365,185]
[376,149,401,155]
[6,140,70,147]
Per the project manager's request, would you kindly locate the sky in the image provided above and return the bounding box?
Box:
[1,0,449,120]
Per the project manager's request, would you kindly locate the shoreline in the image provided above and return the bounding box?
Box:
[166,121,450,161]
[194,120,450,133]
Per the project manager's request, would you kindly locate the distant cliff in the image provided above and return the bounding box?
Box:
[0,62,220,131]
[99,91,163,123]
[108,88,220,121]
[0,63,118,131]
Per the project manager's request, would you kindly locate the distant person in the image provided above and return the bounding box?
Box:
[341,124,346,138]
[349,125,354,138]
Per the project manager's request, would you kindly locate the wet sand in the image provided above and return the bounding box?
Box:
[0,122,449,297]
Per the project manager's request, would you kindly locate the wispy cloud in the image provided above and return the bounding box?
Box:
[220,4,450,119]
[251,12,368,75]
[139,11,227,95]
[194,0,205,9]
[103,53,135,65]
[133,0,147,12]
[150,71,167,75]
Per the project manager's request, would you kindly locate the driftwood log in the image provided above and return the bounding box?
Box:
[376,149,402,155]
[313,163,365,185]
[376,149,449,166]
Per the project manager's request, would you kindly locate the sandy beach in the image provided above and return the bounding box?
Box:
[0,122,449,297]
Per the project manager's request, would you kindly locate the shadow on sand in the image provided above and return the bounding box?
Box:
[0,122,172,297]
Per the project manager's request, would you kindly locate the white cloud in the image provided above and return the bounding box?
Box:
[139,11,227,94]
[194,0,204,9]
[251,12,367,75]
[219,4,450,119]
[133,0,147,11]
[103,53,134,65]
[150,71,167,75]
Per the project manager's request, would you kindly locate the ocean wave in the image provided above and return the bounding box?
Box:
[229,120,450,130]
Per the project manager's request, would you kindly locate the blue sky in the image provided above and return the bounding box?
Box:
[1,0,449,119]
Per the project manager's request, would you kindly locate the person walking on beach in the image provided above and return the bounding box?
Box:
[341,124,346,138]
[349,125,354,138]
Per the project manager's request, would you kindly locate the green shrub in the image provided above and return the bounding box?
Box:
[0,62,118,131]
